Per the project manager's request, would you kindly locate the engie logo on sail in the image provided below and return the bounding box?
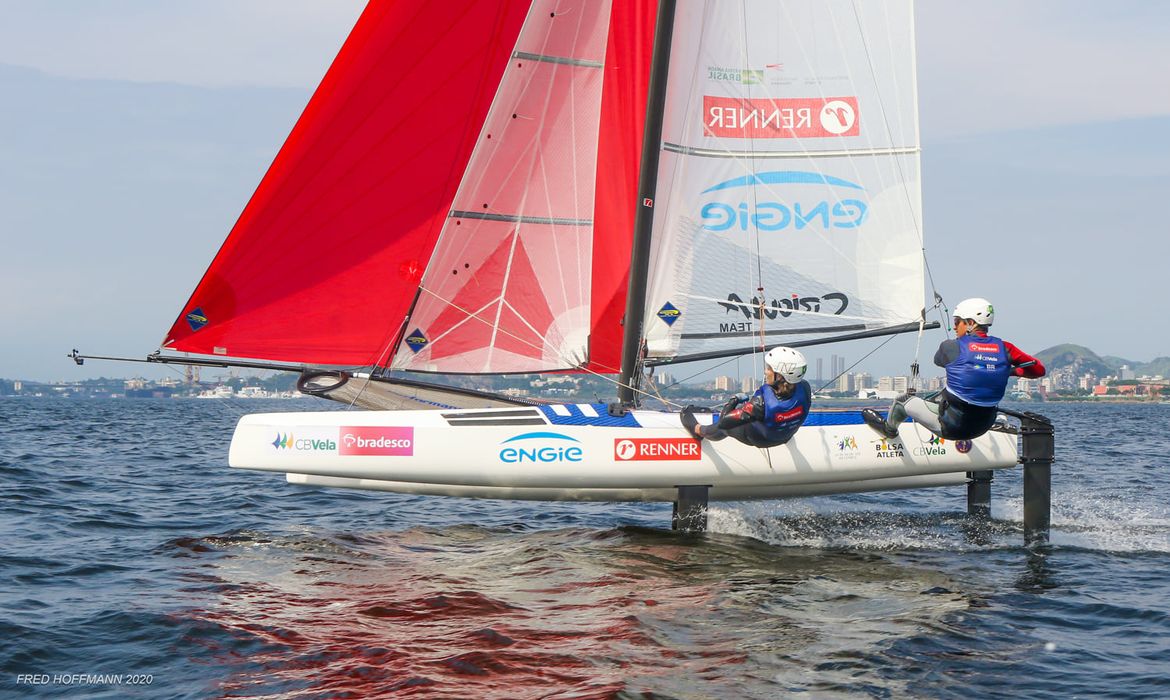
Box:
[699,171,868,233]
[499,432,583,463]
[703,96,859,138]
[614,438,701,461]
[339,426,414,456]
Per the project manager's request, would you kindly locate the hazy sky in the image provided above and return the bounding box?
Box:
[2,1,1167,383]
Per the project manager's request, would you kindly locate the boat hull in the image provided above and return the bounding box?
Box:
[228,403,1018,501]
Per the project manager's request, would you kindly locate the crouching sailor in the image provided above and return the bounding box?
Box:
[862,297,1046,441]
[681,346,811,448]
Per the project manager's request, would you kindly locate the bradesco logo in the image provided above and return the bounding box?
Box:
[339,426,414,456]
[499,432,583,464]
[699,171,867,233]
[614,438,701,462]
[703,95,859,138]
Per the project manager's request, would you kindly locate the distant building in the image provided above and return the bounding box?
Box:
[1120,365,1136,381]
[714,375,734,391]
[834,373,852,392]
[740,376,755,393]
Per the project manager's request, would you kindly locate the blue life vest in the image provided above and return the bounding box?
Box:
[945,334,1011,407]
[748,380,811,445]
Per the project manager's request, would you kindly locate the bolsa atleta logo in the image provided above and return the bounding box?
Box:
[872,436,904,458]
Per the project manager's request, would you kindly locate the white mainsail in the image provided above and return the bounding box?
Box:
[643,0,923,362]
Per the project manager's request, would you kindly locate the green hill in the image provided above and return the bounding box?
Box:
[1036,345,1168,378]
[1135,357,1170,378]
[1035,344,1116,377]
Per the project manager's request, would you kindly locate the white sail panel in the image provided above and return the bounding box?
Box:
[643,0,923,360]
[391,0,614,374]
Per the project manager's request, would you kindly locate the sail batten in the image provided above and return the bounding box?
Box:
[663,143,920,159]
[448,210,594,226]
[513,51,605,68]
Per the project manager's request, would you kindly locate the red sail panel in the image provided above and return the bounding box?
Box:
[162,0,531,366]
[425,232,556,365]
[390,0,616,375]
[585,0,657,373]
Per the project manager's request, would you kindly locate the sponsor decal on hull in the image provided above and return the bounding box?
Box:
[835,435,860,461]
[271,432,338,452]
[872,436,904,459]
[499,432,583,464]
[912,435,948,457]
[614,438,702,462]
[340,427,414,456]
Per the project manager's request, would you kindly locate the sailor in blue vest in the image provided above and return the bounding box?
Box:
[862,298,1046,441]
[681,346,812,448]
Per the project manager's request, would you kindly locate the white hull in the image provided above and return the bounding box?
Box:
[229,404,1018,501]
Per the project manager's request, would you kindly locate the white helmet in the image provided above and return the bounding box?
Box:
[764,346,807,383]
[953,297,995,327]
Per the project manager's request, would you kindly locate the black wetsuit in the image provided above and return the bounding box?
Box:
[699,380,811,448]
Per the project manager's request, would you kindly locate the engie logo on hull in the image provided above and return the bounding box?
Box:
[699,171,868,233]
[614,438,701,462]
[339,426,414,456]
[499,432,583,464]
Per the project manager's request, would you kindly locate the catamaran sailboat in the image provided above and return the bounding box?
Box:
[77,0,1049,530]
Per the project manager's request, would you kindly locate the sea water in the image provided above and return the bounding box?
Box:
[1,399,1168,698]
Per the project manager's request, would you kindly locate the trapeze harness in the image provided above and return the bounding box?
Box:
[706,380,811,448]
[938,334,1012,439]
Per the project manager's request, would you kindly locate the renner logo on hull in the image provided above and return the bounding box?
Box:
[339,426,414,456]
[614,438,702,462]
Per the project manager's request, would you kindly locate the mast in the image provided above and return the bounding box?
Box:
[618,0,677,405]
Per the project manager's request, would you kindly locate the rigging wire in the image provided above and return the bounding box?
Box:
[812,331,902,395]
